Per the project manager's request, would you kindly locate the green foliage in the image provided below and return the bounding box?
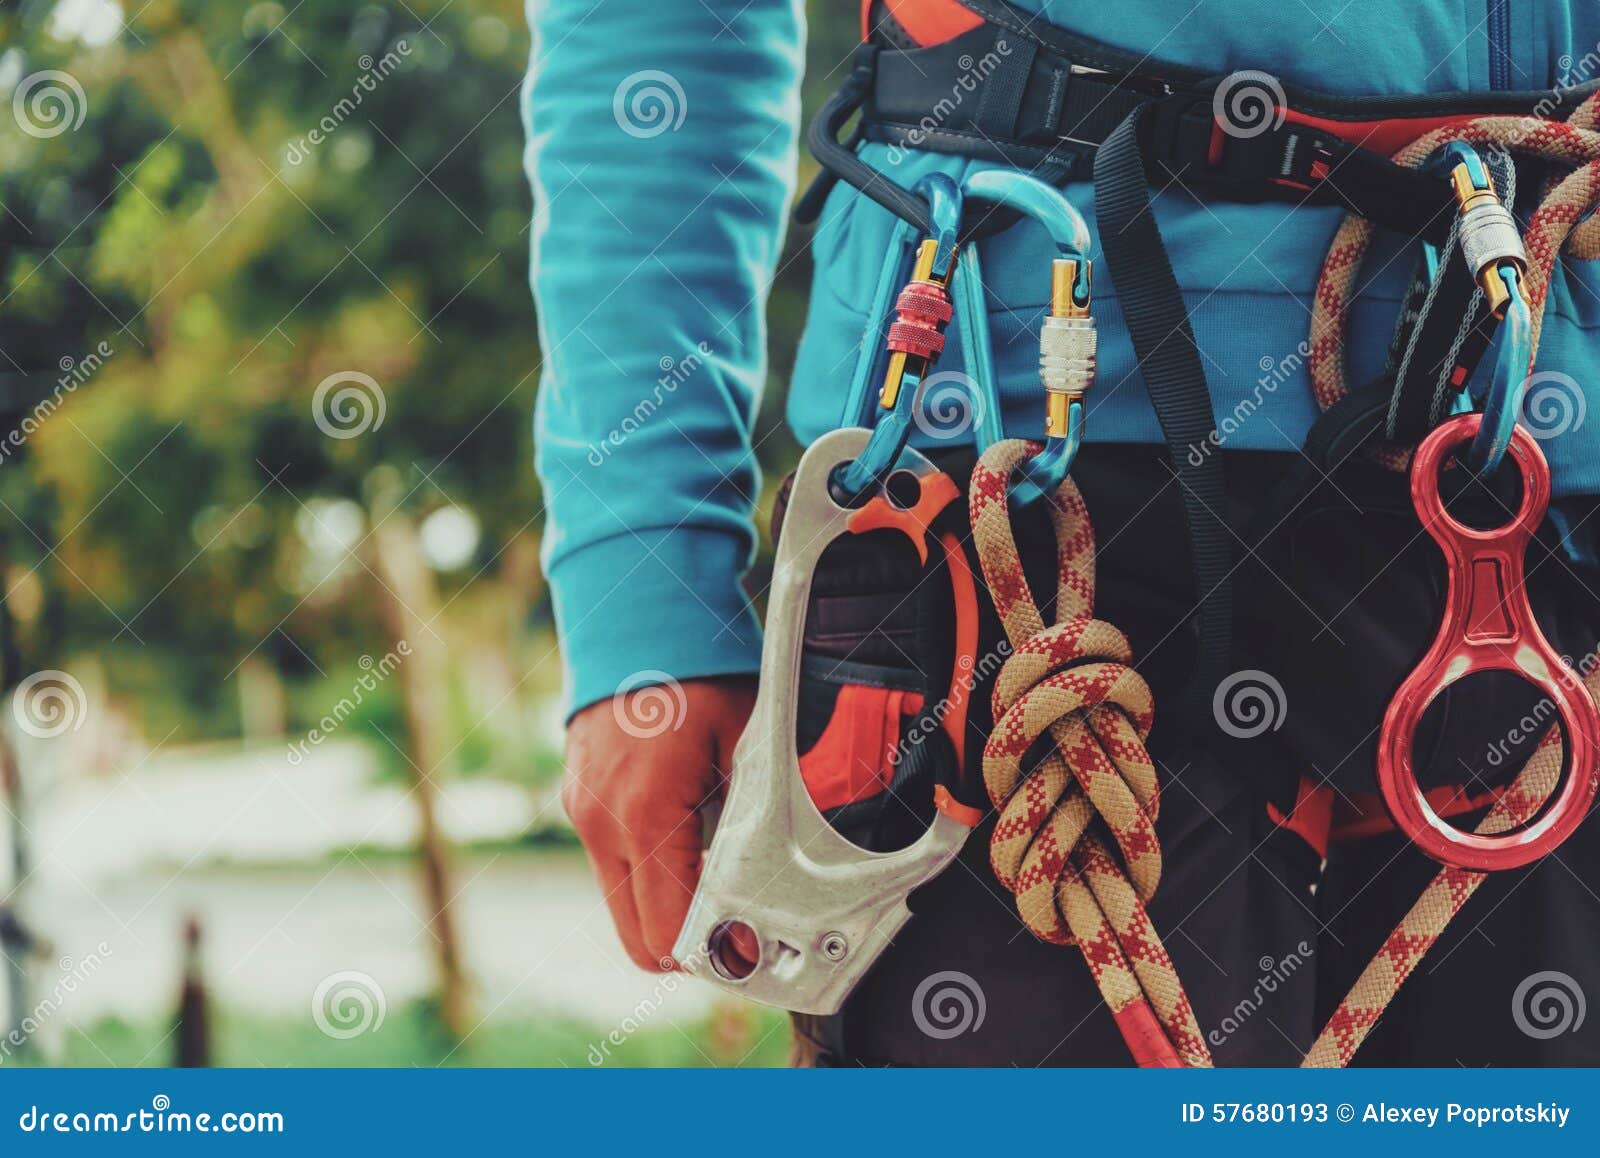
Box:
[19,1000,791,1068]
[0,0,855,739]
[1,1,541,733]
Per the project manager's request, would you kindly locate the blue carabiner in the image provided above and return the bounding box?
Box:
[833,172,964,502]
[952,168,1095,506]
[1469,262,1534,479]
[1430,141,1535,480]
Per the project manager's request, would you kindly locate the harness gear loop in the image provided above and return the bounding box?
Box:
[970,439,1211,1069]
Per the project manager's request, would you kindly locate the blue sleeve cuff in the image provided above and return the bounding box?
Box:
[549,527,763,719]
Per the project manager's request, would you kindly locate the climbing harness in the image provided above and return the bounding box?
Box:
[802,0,1600,724]
[1376,414,1600,872]
[749,0,1600,1066]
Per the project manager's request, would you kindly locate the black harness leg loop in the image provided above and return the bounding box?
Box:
[1093,108,1233,729]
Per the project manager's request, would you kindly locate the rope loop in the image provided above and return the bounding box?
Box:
[969,438,1210,1068]
[1310,95,1600,440]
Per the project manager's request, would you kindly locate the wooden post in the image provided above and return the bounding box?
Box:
[365,469,471,1040]
[174,915,211,1067]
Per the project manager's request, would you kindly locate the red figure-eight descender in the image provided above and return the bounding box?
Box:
[1377,412,1600,871]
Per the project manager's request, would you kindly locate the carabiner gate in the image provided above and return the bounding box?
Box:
[836,169,1097,506]
[954,168,1096,506]
[1436,141,1534,480]
[832,173,963,502]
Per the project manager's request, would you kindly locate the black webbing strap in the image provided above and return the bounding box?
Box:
[1093,108,1232,725]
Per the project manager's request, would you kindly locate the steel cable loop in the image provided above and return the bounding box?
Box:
[1310,98,1600,465]
[970,438,1211,1068]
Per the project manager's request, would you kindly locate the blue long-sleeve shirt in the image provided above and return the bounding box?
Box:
[526,0,1600,715]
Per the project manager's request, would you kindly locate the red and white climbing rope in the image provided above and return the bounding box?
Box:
[970,89,1600,1067]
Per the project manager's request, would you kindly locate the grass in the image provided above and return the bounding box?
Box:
[9,1000,793,1069]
